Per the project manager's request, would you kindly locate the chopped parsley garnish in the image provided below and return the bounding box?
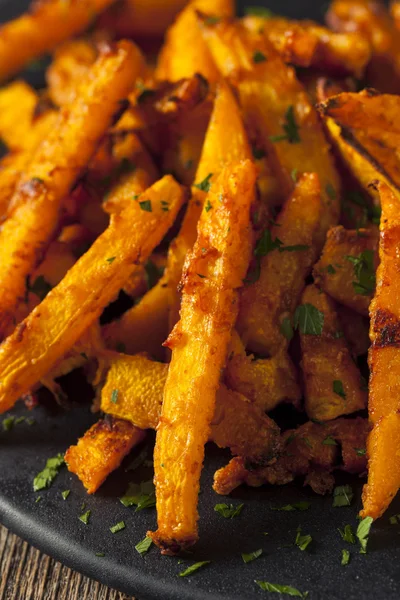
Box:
[355,448,366,456]
[119,480,156,511]
[28,275,52,301]
[110,521,126,534]
[357,516,373,554]
[95,552,105,557]
[322,436,337,446]
[161,200,169,212]
[293,304,324,336]
[269,105,300,144]
[135,535,153,556]
[346,250,376,296]
[326,264,336,274]
[271,501,310,512]
[79,510,91,525]
[242,548,262,563]
[205,199,213,212]
[62,490,70,500]
[252,146,266,160]
[194,173,213,192]
[204,15,221,26]
[15,416,25,424]
[33,453,64,491]
[255,581,308,598]
[253,50,267,63]
[111,388,119,404]
[106,256,116,264]
[245,6,274,17]
[291,168,298,182]
[338,524,355,544]
[295,527,312,552]
[2,416,15,431]
[255,230,283,257]
[179,561,210,577]
[326,183,337,200]
[332,485,353,507]
[35,496,41,503]
[26,417,36,426]
[280,316,294,341]
[333,380,346,400]
[139,199,152,212]
[389,514,400,525]
[341,549,350,566]
[214,503,244,518]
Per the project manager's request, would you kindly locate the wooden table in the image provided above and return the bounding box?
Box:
[0,525,134,600]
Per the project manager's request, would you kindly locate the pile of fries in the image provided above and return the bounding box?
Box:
[2,0,400,555]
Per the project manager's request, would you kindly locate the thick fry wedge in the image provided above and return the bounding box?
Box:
[0,41,141,338]
[237,173,321,357]
[0,175,185,413]
[243,16,371,77]
[65,417,146,494]
[100,352,279,461]
[150,160,256,554]
[314,226,378,316]
[317,89,400,201]
[165,80,252,329]
[0,0,117,81]
[202,18,340,241]
[156,0,234,82]
[327,0,400,94]
[299,284,367,421]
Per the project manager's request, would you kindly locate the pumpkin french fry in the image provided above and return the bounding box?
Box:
[243,15,371,78]
[156,0,234,82]
[201,17,341,241]
[149,160,256,554]
[299,284,367,422]
[0,0,118,81]
[0,41,142,338]
[65,417,146,494]
[0,175,185,413]
[317,89,400,202]
[237,173,322,357]
[0,81,39,150]
[313,226,378,316]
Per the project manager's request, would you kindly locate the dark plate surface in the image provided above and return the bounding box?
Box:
[0,1,399,599]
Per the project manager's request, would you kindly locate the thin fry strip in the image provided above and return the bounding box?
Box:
[149,160,256,554]
[0,0,117,81]
[0,41,142,338]
[65,417,146,494]
[361,182,400,520]
[0,175,185,413]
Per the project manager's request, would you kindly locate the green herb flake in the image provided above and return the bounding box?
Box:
[338,524,355,544]
[111,388,119,404]
[255,581,308,598]
[333,484,354,508]
[135,535,153,556]
[245,7,274,17]
[326,264,336,274]
[389,515,400,525]
[357,516,373,554]
[204,15,221,26]
[2,416,15,431]
[326,183,337,200]
[106,256,116,264]
[269,105,300,144]
[119,480,156,511]
[26,417,36,426]
[110,521,126,534]
[294,304,324,336]
[205,199,213,213]
[79,510,91,525]
[346,250,376,296]
[322,436,337,446]
[271,501,310,512]
[295,527,312,552]
[253,50,267,63]
[214,503,244,518]
[355,448,366,456]
[280,316,294,341]
[61,490,70,501]
[179,561,210,577]
[333,380,346,400]
[242,548,262,563]
[95,552,105,557]
[139,199,152,212]
[35,496,41,503]
[33,453,65,491]
[291,168,298,182]
[194,173,213,192]
[144,260,164,290]
[161,200,169,212]
[341,549,350,566]
[255,230,283,257]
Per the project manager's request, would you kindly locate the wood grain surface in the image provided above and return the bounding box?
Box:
[0,525,134,600]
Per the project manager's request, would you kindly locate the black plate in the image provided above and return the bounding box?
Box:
[0,1,399,599]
